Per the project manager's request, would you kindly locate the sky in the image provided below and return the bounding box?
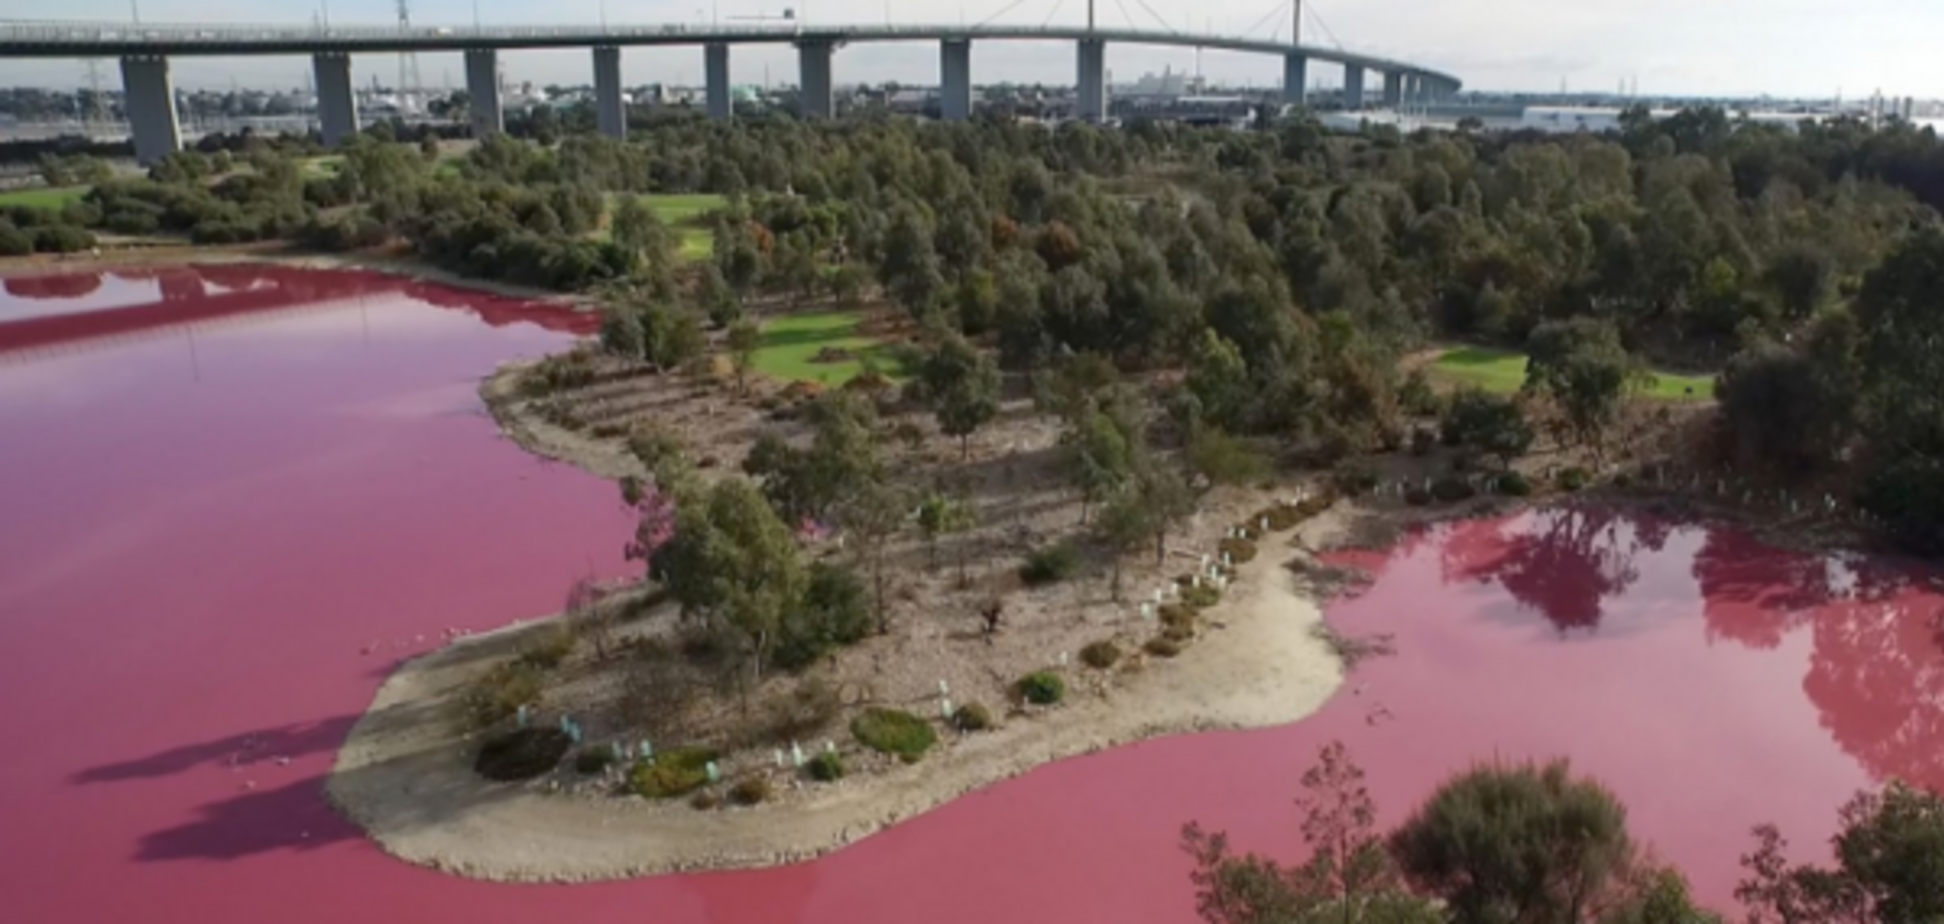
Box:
[1,0,1939,98]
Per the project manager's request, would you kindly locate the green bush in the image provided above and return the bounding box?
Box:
[805,751,846,781]
[462,662,543,729]
[729,777,772,806]
[690,791,721,810]
[1218,536,1258,564]
[474,727,571,782]
[1017,671,1066,705]
[1159,603,1196,633]
[1431,477,1477,503]
[1162,621,1196,643]
[1180,583,1222,609]
[1495,471,1533,497]
[774,562,873,670]
[575,747,619,775]
[851,708,937,761]
[1556,467,1592,492]
[1080,640,1122,669]
[519,625,576,669]
[629,746,719,799]
[1145,637,1184,658]
[951,702,994,732]
[1332,459,1380,495]
[1399,368,1441,417]
[1253,504,1302,532]
[1018,542,1080,586]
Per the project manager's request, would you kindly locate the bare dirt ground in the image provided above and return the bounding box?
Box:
[326,329,1371,881]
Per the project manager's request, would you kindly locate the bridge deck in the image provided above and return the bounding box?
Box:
[0,20,1460,87]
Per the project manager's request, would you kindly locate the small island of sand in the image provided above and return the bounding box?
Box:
[327,319,1390,882]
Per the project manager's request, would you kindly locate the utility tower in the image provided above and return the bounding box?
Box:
[396,0,424,111]
[1293,1,1302,43]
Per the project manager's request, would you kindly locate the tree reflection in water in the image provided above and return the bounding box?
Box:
[1427,504,1944,791]
[1438,506,1669,635]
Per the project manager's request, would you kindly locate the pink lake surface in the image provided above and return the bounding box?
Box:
[1,265,1940,922]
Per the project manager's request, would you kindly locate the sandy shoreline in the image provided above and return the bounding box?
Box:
[325,513,1351,882]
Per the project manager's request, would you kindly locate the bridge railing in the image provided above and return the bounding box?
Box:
[0,19,1201,45]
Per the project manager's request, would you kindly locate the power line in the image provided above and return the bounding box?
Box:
[1130,0,1178,33]
[1039,0,1065,28]
[975,0,1031,28]
[1241,1,1289,40]
[1305,0,1346,50]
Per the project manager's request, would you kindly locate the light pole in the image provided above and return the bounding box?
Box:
[129,0,140,24]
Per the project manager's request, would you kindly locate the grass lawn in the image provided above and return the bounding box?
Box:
[1432,346,1715,402]
[299,155,343,178]
[751,310,904,386]
[0,185,89,211]
[597,193,725,262]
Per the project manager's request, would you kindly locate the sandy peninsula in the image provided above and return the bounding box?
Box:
[326,508,1352,883]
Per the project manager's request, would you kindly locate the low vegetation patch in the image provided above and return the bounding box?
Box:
[1218,536,1258,565]
[574,747,619,775]
[1431,476,1478,503]
[518,625,576,669]
[1180,584,1222,610]
[1159,603,1195,634]
[1494,470,1533,497]
[1556,467,1592,491]
[1017,671,1066,706]
[474,727,571,782]
[1018,542,1080,586]
[1080,640,1122,669]
[729,777,772,806]
[629,746,719,799]
[751,312,903,386]
[805,751,846,781]
[851,708,937,762]
[461,662,543,729]
[951,702,994,732]
[1145,637,1184,658]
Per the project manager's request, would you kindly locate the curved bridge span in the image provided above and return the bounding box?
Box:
[0,18,1461,163]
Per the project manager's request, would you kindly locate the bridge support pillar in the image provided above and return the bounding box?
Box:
[1382,71,1403,109]
[464,48,503,137]
[940,39,972,122]
[119,56,180,166]
[797,40,836,120]
[1281,53,1308,108]
[704,43,732,120]
[593,46,626,139]
[1342,65,1365,110]
[313,52,359,148]
[1075,38,1107,122]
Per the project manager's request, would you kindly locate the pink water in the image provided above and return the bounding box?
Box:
[2,266,1939,922]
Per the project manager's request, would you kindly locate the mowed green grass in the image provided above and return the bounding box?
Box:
[751,311,904,386]
[1432,346,1715,402]
[0,185,89,211]
[597,193,725,261]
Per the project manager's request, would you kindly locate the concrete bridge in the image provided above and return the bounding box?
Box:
[0,18,1464,164]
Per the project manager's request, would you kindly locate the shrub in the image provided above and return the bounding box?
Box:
[1017,671,1066,705]
[1495,471,1533,497]
[951,702,994,732]
[474,727,571,781]
[1440,388,1534,466]
[575,747,619,775]
[774,562,872,670]
[1180,584,1222,610]
[462,662,543,728]
[1018,542,1080,586]
[1405,487,1433,507]
[1159,604,1196,633]
[629,746,719,799]
[805,751,846,781]
[851,708,937,761]
[1556,467,1592,491]
[690,791,721,810]
[1253,504,1303,532]
[1145,637,1183,658]
[1431,476,1477,503]
[0,219,34,255]
[729,777,772,806]
[1400,368,1441,417]
[1162,622,1196,643]
[1218,536,1258,565]
[1332,459,1380,495]
[1410,427,1438,456]
[1080,640,1122,669]
[759,677,842,743]
[518,625,576,669]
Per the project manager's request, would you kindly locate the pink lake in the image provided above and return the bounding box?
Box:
[1,264,1938,922]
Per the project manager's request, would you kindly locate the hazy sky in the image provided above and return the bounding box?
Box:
[1,0,1938,98]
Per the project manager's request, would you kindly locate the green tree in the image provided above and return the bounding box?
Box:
[1063,407,1134,524]
[916,489,977,587]
[1439,388,1536,469]
[1389,759,1654,923]
[922,333,1001,461]
[641,302,707,371]
[727,318,761,393]
[652,479,805,696]
[694,261,743,328]
[1187,426,1271,489]
[1185,330,1253,433]
[1738,782,1944,924]
[1524,318,1643,458]
[841,478,907,635]
[599,305,646,360]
